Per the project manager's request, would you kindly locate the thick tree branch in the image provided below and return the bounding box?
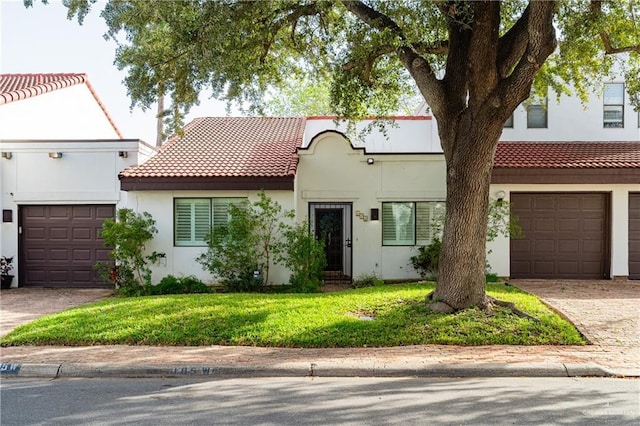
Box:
[590,0,640,54]
[502,1,557,109]
[467,1,501,110]
[340,1,442,112]
[497,4,530,78]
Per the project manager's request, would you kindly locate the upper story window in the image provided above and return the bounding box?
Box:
[174,198,246,246]
[503,114,514,128]
[382,201,445,246]
[603,83,624,128]
[527,94,547,128]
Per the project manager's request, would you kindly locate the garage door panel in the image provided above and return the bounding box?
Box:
[511,193,609,279]
[20,205,114,288]
[559,239,579,253]
[558,198,579,210]
[49,206,72,219]
[72,227,93,240]
[534,239,555,253]
[25,227,46,240]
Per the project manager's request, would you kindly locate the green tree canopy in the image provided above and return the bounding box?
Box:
[43,0,640,311]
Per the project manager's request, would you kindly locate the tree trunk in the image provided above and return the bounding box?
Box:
[432,118,503,311]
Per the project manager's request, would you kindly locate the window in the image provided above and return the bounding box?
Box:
[603,83,624,128]
[503,114,514,128]
[382,201,445,246]
[527,95,547,128]
[174,198,245,246]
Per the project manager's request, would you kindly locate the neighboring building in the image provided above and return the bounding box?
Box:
[0,73,155,288]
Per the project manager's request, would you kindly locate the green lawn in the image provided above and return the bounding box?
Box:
[0,283,586,347]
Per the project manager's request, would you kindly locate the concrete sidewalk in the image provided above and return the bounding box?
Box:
[1,281,638,378]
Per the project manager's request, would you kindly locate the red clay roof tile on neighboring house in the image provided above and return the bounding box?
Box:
[120,117,306,180]
[495,141,640,168]
[0,73,123,138]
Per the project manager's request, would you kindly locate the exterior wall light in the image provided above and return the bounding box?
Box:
[1,152,12,159]
[118,151,128,158]
[370,208,379,221]
[48,152,63,159]
[495,190,507,201]
[367,158,375,165]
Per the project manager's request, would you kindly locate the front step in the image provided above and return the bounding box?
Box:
[323,271,352,284]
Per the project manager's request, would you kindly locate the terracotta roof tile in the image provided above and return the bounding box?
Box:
[495,142,640,168]
[120,117,306,178]
[0,73,123,138]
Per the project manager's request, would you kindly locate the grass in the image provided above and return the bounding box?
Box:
[0,283,586,347]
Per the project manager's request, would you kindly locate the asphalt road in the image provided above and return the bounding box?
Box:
[1,377,638,425]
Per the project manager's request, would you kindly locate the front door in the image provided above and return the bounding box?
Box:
[309,203,352,281]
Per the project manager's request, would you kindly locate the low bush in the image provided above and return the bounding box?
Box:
[151,275,211,295]
[352,273,384,288]
[409,239,441,280]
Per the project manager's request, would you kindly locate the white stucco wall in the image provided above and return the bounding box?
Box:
[487,184,639,279]
[0,140,147,286]
[296,131,447,280]
[0,84,121,140]
[125,190,295,285]
[303,117,442,152]
[500,87,640,142]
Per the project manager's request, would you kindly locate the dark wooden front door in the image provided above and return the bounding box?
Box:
[19,205,114,287]
[315,208,344,272]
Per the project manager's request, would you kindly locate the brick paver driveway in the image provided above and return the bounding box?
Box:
[0,288,112,337]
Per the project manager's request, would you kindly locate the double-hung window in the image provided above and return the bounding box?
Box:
[382,201,445,246]
[527,93,547,128]
[174,198,245,246]
[603,83,624,128]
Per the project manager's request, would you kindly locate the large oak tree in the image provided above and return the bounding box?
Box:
[48,0,640,311]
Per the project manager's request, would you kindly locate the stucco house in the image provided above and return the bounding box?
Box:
[2,73,639,287]
[0,73,155,288]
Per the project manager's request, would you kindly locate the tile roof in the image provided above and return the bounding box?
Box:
[120,117,306,178]
[0,73,123,138]
[495,142,640,168]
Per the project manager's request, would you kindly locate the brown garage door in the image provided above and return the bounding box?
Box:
[510,193,610,279]
[19,205,114,287]
[630,193,640,280]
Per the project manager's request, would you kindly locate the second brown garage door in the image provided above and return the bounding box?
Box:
[510,193,610,279]
[19,205,114,288]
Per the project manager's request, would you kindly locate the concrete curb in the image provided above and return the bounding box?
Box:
[1,361,622,379]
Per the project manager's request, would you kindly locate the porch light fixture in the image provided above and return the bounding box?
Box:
[495,190,507,201]
[1,152,11,159]
[48,152,63,159]
[118,151,128,158]
[370,208,379,221]
[367,158,375,165]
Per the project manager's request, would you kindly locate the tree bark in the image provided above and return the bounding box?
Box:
[431,116,503,311]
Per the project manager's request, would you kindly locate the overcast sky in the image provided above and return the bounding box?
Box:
[1,0,232,144]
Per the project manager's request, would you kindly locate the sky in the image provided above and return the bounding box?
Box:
[1,0,233,144]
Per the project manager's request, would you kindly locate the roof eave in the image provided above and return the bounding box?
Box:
[491,167,640,184]
[119,176,295,191]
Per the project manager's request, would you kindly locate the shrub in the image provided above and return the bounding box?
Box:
[96,209,164,294]
[409,239,442,280]
[197,192,292,292]
[151,275,210,295]
[352,273,384,288]
[277,220,326,293]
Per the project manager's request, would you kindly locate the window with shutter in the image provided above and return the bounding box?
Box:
[174,198,246,247]
[416,201,445,245]
[174,199,211,246]
[382,202,415,246]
